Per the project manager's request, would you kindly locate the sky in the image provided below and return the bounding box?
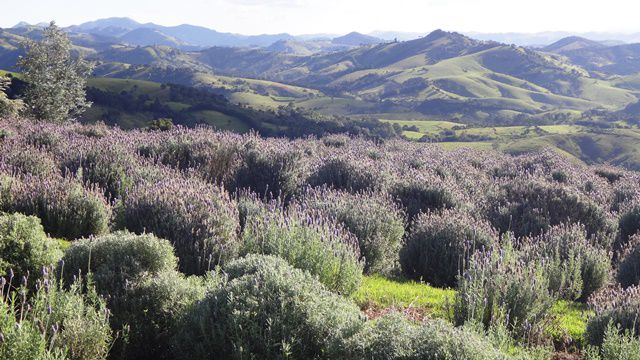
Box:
[2,0,640,35]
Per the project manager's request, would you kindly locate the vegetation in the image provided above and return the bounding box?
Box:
[18,22,93,122]
[0,117,639,359]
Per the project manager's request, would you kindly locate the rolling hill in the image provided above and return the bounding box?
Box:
[192,30,637,122]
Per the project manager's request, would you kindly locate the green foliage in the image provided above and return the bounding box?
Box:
[0,76,24,117]
[241,201,363,294]
[117,178,239,275]
[342,313,520,360]
[584,324,640,360]
[400,210,497,287]
[520,224,611,301]
[117,271,215,360]
[0,272,112,360]
[0,212,62,279]
[18,22,94,123]
[61,231,177,297]
[454,244,555,339]
[351,275,454,319]
[1,175,111,240]
[300,188,405,274]
[173,255,363,360]
[148,118,174,131]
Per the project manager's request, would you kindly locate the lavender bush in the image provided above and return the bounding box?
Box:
[117,177,239,275]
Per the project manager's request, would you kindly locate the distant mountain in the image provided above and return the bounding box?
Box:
[67,17,296,48]
[332,32,384,46]
[467,31,640,46]
[558,43,640,75]
[543,36,605,53]
[120,28,187,48]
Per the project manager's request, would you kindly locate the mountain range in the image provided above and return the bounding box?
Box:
[1,18,640,125]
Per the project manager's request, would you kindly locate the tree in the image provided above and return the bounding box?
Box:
[0,76,24,117]
[18,21,94,123]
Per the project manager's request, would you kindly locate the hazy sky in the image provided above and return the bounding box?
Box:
[2,0,639,35]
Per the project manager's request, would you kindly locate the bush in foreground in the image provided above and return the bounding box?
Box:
[342,313,525,360]
[520,224,611,301]
[173,255,363,360]
[241,202,363,294]
[118,271,215,360]
[61,231,177,297]
[584,323,640,360]
[454,245,555,339]
[117,178,239,275]
[0,271,112,360]
[299,188,405,274]
[0,212,62,279]
[400,210,497,287]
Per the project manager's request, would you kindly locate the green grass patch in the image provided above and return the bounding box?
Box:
[352,275,454,319]
[548,300,593,346]
[57,238,72,251]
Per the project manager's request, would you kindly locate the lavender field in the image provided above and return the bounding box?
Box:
[1,117,640,359]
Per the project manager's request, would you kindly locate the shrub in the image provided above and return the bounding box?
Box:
[117,178,239,275]
[65,142,141,200]
[0,271,112,360]
[299,188,405,274]
[487,179,613,238]
[342,313,519,360]
[138,132,241,185]
[454,244,555,339]
[586,286,640,346]
[117,271,216,360]
[391,176,459,222]
[618,206,640,249]
[2,175,111,240]
[520,224,611,301]
[400,210,497,287]
[61,231,177,296]
[232,146,306,200]
[0,143,58,177]
[584,323,640,360]
[172,255,363,360]
[308,156,386,193]
[0,212,62,280]
[617,235,640,288]
[241,202,363,294]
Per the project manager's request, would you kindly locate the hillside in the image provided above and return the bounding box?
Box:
[210,30,637,122]
[2,25,639,124]
[543,36,606,53]
[557,43,640,76]
[332,32,384,46]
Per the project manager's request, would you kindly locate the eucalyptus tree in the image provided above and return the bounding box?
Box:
[18,21,94,123]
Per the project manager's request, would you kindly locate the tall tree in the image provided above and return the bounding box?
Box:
[0,76,23,117]
[18,22,94,123]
